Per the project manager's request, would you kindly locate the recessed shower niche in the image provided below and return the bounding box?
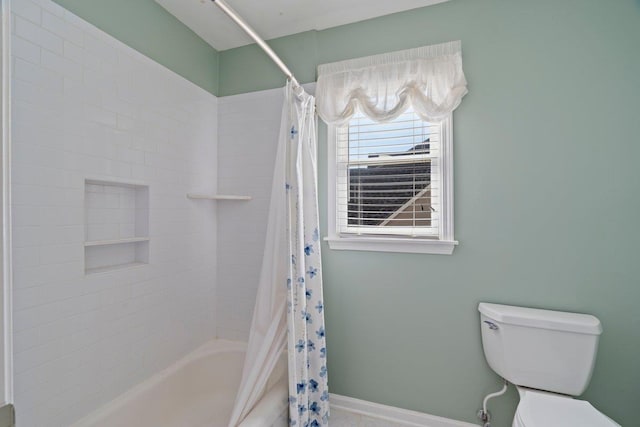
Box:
[84,179,149,274]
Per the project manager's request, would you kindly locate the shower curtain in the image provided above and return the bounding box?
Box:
[228,81,329,427]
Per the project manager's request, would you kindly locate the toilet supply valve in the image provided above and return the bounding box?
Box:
[476,408,490,426]
[477,379,508,427]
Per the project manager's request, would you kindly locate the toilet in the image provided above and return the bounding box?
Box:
[478,303,620,427]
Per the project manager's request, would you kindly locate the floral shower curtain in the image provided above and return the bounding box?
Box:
[283,83,329,427]
[227,81,328,427]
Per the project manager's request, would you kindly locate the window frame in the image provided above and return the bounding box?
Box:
[325,114,457,255]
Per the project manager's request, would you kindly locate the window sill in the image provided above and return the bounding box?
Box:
[324,236,457,255]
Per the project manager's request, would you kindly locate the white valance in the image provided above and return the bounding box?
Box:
[316,41,468,125]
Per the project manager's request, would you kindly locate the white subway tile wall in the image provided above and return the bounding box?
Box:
[11,0,219,425]
[216,88,284,340]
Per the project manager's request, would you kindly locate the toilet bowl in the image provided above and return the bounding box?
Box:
[512,387,620,427]
[478,303,621,427]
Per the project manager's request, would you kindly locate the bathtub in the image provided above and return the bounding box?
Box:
[72,340,288,427]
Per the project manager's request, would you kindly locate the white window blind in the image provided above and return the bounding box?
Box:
[336,109,442,238]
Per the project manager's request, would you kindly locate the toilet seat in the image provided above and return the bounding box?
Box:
[514,389,620,427]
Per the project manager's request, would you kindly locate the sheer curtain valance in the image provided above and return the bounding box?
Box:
[316,40,468,125]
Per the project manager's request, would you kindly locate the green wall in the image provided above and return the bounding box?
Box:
[51,0,220,94]
[220,1,640,426]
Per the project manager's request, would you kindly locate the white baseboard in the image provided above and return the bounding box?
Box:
[330,394,478,427]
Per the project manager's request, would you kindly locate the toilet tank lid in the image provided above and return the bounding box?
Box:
[478,303,602,335]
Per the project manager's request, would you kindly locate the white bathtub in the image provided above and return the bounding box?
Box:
[72,340,288,427]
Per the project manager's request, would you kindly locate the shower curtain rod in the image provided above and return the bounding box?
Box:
[211,0,300,88]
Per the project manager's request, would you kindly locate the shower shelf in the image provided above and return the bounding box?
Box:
[187,193,252,201]
[85,262,147,275]
[84,237,150,247]
[84,179,150,275]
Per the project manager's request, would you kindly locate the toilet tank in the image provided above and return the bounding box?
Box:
[478,303,602,396]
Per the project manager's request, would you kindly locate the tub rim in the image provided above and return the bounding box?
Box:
[71,339,248,427]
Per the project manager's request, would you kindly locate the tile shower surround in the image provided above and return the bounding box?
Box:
[215,87,288,341]
[11,0,218,425]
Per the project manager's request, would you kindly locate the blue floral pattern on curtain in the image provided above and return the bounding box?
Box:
[284,82,330,426]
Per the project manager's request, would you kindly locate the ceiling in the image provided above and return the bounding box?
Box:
[155,0,450,51]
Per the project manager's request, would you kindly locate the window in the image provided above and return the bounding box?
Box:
[326,109,456,254]
[317,41,466,254]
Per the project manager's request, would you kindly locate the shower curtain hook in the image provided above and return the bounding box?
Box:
[288,77,304,96]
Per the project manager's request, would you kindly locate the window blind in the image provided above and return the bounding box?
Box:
[336,109,441,237]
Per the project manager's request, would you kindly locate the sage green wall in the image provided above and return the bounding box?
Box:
[51,0,219,94]
[220,1,640,426]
